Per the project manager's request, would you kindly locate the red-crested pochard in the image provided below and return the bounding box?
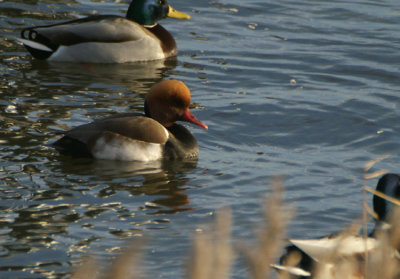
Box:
[53,79,208,161]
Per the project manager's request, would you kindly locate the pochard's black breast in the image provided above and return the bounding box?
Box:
[146,24,177,58]
[163,124,198,160]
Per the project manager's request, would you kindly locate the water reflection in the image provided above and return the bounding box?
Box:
[21,58,178,91]
[0,155,198,276]
[54,156,198,214]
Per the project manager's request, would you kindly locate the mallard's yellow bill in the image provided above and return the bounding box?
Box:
[168,5,190,19]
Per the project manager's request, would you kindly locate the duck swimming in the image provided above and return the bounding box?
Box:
[53,79,208,161]
[275,173,400,278]
[19,0,190,63]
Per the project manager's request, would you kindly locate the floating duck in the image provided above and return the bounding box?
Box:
[19,0,190,63]
[53,79,208,161]
[274,173,400,278]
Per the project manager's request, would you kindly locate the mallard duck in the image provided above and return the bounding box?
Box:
[275,173,400,278]
[53,79,208,161]
[19,0,190,63]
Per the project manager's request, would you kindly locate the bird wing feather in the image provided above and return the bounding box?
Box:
[65,116,169,145]
[22,15,156,46]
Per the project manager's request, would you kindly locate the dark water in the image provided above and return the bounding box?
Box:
[1,0,400,278]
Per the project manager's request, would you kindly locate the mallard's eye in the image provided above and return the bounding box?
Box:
[158,0,166,5]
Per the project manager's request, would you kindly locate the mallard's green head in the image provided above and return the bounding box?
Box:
[126,0,190,25]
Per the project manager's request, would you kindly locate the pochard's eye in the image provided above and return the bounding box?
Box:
[172,98,185,109]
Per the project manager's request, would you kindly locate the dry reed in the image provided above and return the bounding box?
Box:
[70,166,400,279]
[70,239,144,279]
[187,206,233,279]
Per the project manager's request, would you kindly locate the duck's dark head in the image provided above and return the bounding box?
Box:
[126,0,190,25]
[373,173,400,221]
[144,79,208,130]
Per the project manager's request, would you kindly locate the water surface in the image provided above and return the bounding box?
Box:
[0,0,400,278]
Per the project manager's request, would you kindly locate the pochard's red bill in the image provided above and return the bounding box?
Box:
[181,109,208,130]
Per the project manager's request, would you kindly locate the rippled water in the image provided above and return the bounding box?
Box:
[0,0,400,278]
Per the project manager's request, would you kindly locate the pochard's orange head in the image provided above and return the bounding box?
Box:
[145,79,208,130]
